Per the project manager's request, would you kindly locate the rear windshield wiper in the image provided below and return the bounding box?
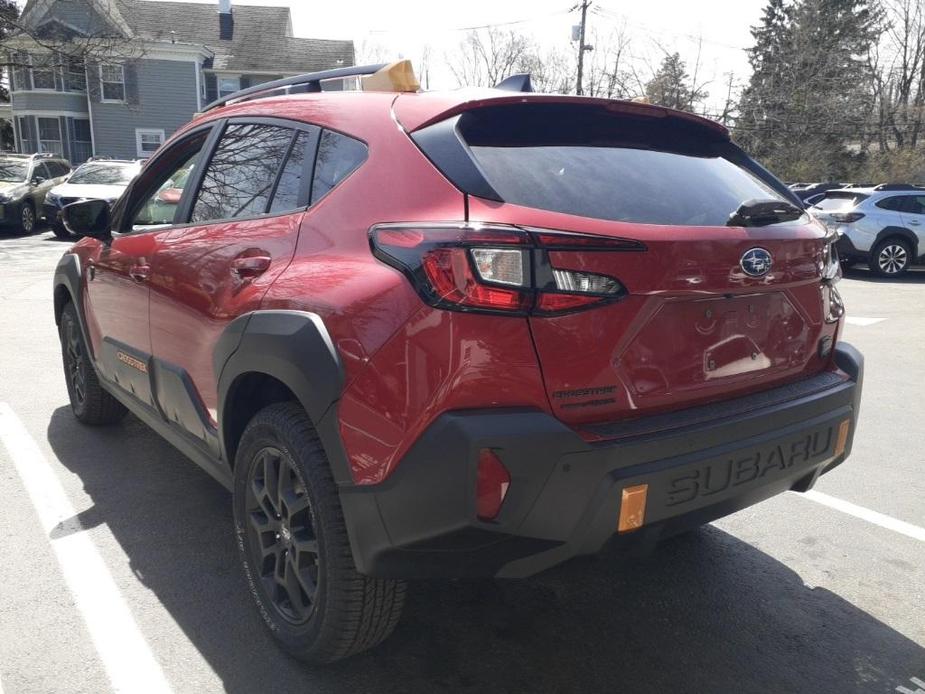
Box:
[727,199,804,227]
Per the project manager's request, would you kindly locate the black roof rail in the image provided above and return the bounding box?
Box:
[201,63,388,113]
[494,73,533,93]
[873,183,923,191]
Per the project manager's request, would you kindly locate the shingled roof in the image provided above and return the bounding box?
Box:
[20,0,354,74]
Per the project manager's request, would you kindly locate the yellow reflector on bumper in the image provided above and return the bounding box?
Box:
[834,419,851,458]
[618,484,648,533]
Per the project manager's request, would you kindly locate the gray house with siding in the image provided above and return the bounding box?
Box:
[4,0,354,163]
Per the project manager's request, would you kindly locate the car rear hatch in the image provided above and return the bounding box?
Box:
[398,97,838,428]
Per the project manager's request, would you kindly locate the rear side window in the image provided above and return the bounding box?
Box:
[875,196,907,212]
[311,130,367,204]
[419,103,792,227]
[813,192,868,211]
[269,131,311,213]
[192,123,299,222]
[905,196,925,214]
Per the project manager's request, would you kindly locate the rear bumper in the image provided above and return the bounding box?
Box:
[835,232,865,259]
[341,343,863,579]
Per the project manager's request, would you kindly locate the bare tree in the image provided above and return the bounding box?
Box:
[446,27,535,88]
[868,0,925,151]
[584,25,636,98]
[2,0,147,85]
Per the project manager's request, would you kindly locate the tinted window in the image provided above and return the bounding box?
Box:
[813,192,867,211]
[905,196,925,214]
[311,130,367,204]
[131,133,206,228]
[191,123,294,222]
[269,130,312,213]
[35,163,51,181]
[442,103,791,226]
[47,161,67,177]
[875,196,907,212]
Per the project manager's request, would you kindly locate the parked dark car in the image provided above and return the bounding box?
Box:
[0,153,70,232]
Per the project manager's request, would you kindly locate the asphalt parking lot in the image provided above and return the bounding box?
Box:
[0,227,922,694]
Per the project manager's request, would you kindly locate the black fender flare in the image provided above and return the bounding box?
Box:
[214,310,353,484]
[53,253,95,359]
[874,226,919,257]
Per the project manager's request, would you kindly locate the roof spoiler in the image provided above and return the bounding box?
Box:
[494,74,533,93]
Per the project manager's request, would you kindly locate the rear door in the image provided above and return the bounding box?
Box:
[147,118,317,445]
[420,101,834,425]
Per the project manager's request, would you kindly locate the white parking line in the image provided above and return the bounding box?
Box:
[0,403,173,694]
[845,316,886,326]
[796,490,925,542]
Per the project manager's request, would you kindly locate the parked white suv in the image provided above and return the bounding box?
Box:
[810,184,924,276]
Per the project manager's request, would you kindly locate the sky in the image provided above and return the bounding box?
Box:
[24,0,772,109]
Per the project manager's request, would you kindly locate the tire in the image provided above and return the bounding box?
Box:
[870,237,912,276]
[20,202,35,234]
[52,221,73,240]
[233,402,406,664]
[59,302,127,425]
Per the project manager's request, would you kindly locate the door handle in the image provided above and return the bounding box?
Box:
[231,255,271,279]
[129,264,150,282]
[909,219,920,226]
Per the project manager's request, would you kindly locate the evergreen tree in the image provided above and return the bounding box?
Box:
[644,52,707,112]
[735,0,880,180]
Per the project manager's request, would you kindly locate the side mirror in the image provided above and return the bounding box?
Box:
[63,199,111,238]
[32,176,45,185]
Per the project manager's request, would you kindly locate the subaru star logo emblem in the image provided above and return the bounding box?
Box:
[740,248,773,277]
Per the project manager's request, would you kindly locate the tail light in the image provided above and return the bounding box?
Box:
[822,233,844,323]
[370,223,642,316]
[831,212,864,223]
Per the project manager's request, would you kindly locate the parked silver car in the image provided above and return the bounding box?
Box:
[44,157,142,238]
[809,184,924,276]
[0,153,71,233]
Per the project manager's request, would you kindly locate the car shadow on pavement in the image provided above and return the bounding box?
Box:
[46,407,924,694]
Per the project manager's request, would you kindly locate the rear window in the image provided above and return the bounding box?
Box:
[813,192,868,211]
[438,104,791,226]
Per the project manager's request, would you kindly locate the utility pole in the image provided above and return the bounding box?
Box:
[575,0,592,95]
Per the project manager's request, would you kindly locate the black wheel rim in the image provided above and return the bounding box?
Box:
[245,447,320,625]
[63,318,86,406]
[21,206,34,232]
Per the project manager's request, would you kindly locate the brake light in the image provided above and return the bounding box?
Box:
[831,212,865,223]
[370,223,641,316]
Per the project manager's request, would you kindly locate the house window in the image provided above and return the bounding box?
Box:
[12,51,31,91]
[100,64,125,102]
[37,117,63,156]
[31,54,56,90]
[218,76,240,98]
[136,129,165,158]
[67,57,87,91]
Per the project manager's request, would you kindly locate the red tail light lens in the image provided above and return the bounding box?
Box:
[831,212,865,223]
[476,449,511,520]
[370,223,639,316]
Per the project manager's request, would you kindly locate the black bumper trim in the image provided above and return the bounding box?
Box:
[340,344,863,580]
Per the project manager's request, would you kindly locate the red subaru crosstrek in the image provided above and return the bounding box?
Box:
[53,62,862,663]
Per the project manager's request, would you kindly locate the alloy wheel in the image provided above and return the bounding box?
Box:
[878,244,908,274]
[21,206,34,233]
[245,447,320,625]
[63,318,86,406]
